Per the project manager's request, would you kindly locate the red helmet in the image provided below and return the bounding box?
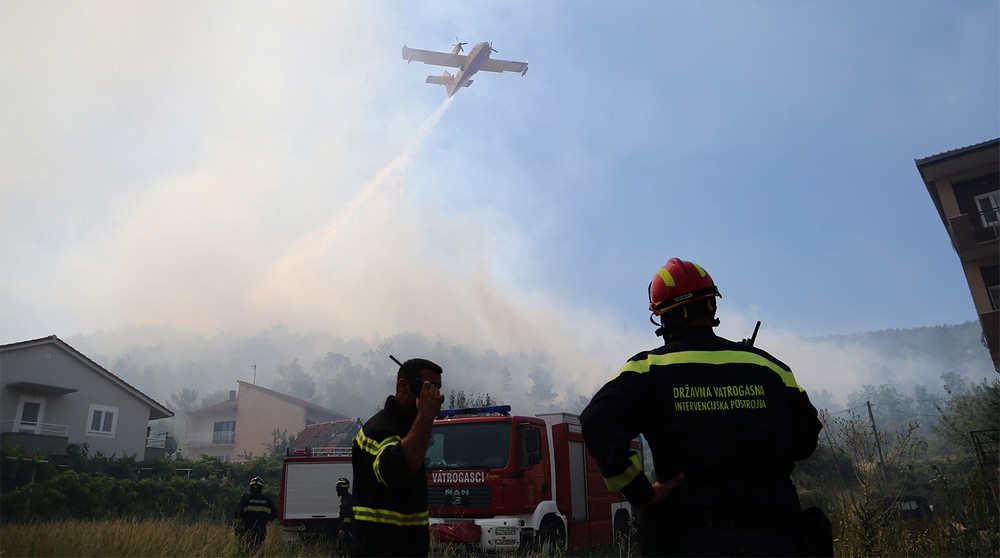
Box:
[648,258,721,315]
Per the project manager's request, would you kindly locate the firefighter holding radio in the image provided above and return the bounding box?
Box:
[350,357,444,557]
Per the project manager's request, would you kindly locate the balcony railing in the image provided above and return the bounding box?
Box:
[969,209,999,243]
[186,431,235,447]
[0,421,69,437]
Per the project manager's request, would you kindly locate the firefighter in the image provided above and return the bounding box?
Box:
[580,258,826,557]
[350,358,444,557]
[235,476,278,556]
[335,477,355,557]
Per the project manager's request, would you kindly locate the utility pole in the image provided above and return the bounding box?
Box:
[866,401,887,482]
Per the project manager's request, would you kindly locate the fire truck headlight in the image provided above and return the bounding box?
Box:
[495,526,518,536]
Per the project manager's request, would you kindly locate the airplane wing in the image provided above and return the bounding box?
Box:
[480,58,529,76]
[401,46,465,69]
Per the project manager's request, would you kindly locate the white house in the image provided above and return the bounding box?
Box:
[0,335,174,459]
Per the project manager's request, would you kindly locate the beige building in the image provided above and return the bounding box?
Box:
[184,380,345,461]
[0,336,174,459]
[916,138,999,371]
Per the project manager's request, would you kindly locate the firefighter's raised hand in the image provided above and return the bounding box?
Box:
[401,379,444,471]
[416,378,444,418]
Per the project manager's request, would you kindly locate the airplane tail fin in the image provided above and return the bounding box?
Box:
[425,71,453,86]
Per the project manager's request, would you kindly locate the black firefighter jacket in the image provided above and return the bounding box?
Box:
[236,490,277,533]
[580,328,822,527]
[350,395,430,557]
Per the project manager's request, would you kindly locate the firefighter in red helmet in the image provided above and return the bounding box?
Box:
[647,258,722,339]
[581,258,829,557]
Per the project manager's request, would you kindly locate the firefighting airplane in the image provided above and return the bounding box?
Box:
[401,39,528,98]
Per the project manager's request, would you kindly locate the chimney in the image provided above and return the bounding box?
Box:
[229,390,236,401]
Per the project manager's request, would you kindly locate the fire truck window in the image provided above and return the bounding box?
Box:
[426,432,445,466]
[518,425,542,468]
[428,422,511,469]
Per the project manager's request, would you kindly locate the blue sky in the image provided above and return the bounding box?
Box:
[1,1,997,402]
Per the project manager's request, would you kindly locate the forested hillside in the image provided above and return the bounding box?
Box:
[64,320,996,444]
[812,321,991,377]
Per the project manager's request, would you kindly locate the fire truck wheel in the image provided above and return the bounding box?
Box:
[535,516,565,556]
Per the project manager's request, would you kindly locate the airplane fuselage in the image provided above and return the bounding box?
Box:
[448,42,493,97]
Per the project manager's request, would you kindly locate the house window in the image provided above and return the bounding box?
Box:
[87,404,118,437]
[15,395,46,434]
[213,420,236,445]
[974,191,1000,228]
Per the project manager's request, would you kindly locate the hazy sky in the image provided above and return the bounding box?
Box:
[2,1,998,403]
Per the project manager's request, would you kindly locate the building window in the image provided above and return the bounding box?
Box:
[87,404,118,437]
[213,420,236,444]
[15,395,46,434]
[974,191,1000,229]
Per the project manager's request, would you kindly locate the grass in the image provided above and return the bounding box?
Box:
[2,513,997,557]
[1,518,605,558]
[1,518,292,558]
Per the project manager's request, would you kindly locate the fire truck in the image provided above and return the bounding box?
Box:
[426,405,643,553]
[278,446,353,544]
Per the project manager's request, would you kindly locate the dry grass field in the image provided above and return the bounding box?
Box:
[2,513,996,557]
[1,518,298,558]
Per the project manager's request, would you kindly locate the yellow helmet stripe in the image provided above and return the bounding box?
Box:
[615,350,802,391]
[655,267,676,287]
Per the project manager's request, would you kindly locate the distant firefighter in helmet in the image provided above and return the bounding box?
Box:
[580,258,830,557]
[235,476,278,555]
[335,477,356,557]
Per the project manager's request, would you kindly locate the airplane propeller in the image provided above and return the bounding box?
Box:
[452,37,467,53]
[489,42,498,54]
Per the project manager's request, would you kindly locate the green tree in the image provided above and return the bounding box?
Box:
[169,388,200,414]
[316,352,379,418]
[273,358,316,400]
[448,390,500,409]
[199,390,230,408]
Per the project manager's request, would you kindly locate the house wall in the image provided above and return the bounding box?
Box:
[184,407,237,460]
[233,384,306,459]
[1,343,154,458]
[927,165,997,310]
[919,142,1000,370]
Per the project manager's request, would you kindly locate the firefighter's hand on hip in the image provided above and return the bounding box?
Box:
[642,472,685,511]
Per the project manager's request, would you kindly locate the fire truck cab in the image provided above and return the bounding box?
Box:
[426,405,641,553]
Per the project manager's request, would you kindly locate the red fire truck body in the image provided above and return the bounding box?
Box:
[278,446,352,543]
[426,406,641,552]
